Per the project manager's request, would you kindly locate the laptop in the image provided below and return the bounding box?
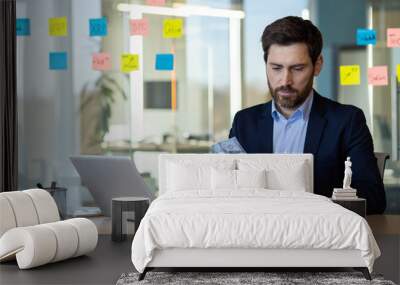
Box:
[70,155,155,217]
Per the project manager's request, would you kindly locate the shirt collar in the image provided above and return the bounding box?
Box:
[271,89,314,121]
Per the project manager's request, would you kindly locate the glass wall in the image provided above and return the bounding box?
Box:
[334,0,400,214]
[13,0,334,216]
[368,0,400,214]
[16,0,250,215]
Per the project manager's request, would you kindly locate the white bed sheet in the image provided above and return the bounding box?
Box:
[131,189,380,273]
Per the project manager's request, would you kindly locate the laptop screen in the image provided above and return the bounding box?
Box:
[70,155,154,217]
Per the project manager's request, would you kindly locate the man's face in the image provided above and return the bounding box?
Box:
[266,43,323,110]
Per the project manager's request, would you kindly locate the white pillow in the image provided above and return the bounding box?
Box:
[211,168,236,189]
[266,164,307,191]
[236,169,267,188]
[167,160,235,191]
[237,159,309,192]
[167,163,210,191]
[211,169,267,190]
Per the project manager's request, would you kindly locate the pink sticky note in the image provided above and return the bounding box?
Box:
[130,19,149,36]
[368,66,388,86]
[92,53,111,71]
[146,0,165,5]
[387,28,400,47]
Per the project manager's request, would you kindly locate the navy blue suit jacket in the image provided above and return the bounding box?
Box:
[229,91,386,214]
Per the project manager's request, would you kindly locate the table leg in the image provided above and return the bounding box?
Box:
[112,201,123,242]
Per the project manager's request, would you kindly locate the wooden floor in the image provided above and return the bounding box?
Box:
[0,236,133,285]
[367,214,400,234]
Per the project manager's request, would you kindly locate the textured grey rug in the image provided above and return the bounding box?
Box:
[116,271,396,285]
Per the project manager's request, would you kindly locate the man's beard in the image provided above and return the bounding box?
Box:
[268,77,314,110]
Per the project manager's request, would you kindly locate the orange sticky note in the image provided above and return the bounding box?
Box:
[92,53,111,71]
[368,66,388,86]
[387,28,400,48]
[146,0,165,5]
[130,19,149,36]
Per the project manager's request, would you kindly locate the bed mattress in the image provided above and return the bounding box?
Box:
[131,189,380,273]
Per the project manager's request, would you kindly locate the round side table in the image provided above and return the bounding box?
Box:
[111,197,149,242]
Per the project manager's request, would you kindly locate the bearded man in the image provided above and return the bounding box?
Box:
[229,16,386,215]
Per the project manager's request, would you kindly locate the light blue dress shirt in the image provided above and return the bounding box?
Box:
[271,91,314,153]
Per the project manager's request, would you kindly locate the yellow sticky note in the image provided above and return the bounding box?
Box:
[121,54,139,73]
[49,17,68,37]
[397,64,400,82]
[340,65,360,86]
[163,19,183,38]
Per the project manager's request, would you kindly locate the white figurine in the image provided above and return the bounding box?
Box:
[342,157,353,189]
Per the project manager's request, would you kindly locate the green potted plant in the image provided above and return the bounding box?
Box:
[79,73,128,154]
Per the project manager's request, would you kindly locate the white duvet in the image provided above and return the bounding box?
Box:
[131,189,380,273]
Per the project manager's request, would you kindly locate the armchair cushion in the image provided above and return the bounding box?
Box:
[0,196,17,237]
[0,189,98,269]
[0,218,97,269]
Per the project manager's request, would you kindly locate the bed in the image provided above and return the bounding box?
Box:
[131,154,380,280]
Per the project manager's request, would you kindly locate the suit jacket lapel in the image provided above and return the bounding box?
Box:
[257,102,273,153]
[304,92,327,155]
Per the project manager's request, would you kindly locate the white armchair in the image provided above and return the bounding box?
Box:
[0,189,98,269]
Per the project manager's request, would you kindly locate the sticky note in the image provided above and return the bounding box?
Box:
[130,19,149,36]
[356,29,376,46]
[368,66,388,86]
[387,28,400,48]
[146,0,166,5]
[340,65,360,86]
[121,54,139,73]
[396,64,400,82]
[49,52,67,70]
[16,18,30,36]
[155,54,174,70]
[89,17,107,37]
[163,19,183,39]
[49,17,68,37]
[92,53,111,71]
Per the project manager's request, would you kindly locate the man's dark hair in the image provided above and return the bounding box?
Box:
[261,16,323,65]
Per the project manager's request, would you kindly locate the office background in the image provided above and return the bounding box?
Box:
[7,0,400,216]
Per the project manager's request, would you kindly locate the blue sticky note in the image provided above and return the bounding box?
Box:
[155,54,174,70]
[89,17,107,37]
[357,29,376,45]
[16,18,30,36]
[49,52,68,70]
